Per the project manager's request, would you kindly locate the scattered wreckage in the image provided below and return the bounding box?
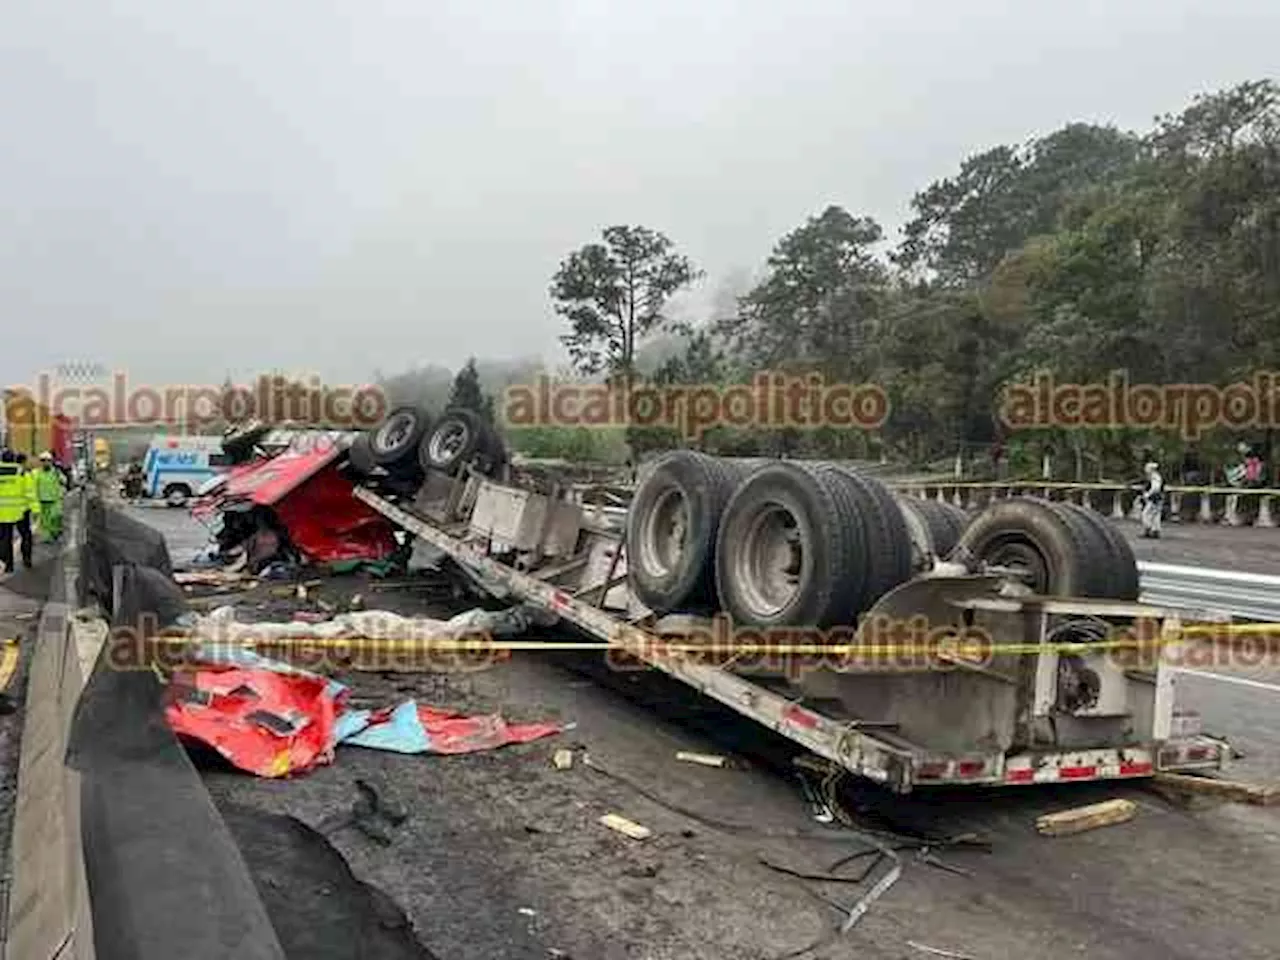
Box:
[350,446,1230,794]
[174,409,1229,792]
[160,409,549,777]
[193,411,509,575]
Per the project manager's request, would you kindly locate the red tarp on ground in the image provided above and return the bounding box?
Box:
[165,667,345,778]
[165,660,564,778]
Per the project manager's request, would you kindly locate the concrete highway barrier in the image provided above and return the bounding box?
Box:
[3,495,100,960]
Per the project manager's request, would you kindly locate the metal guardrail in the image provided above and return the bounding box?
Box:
[893,480,1280,528]
[1138,561,1280,622]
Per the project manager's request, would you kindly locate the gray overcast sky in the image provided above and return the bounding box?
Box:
[2,0,1276,390]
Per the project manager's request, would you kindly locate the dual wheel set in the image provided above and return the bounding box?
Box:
[347,406,507,483]
[626,451,1140,631]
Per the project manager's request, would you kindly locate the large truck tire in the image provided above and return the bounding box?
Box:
[821,465,913,616]
[419,408,487,475]
[370,406,431,470]
[627,451,752,614]
[714,461,863,629]
[1050,501,1140,601]
[481,425,510,476]
[1040,500,1114,598]
[347,433,378,477]
[954,497,1097,597]
[897,497,968,568]
[925,501,970,558]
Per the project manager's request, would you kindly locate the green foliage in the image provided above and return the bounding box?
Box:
[541,81,1280,478]
[551,225,702,377]
[726,206,885,380]
[897,125,1140,285]
[505,425,629,463]
[448,357,494,423]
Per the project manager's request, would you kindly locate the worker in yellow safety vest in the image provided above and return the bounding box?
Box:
[34,452,65,542]
[0,450,39,574]
[17,454,39,567]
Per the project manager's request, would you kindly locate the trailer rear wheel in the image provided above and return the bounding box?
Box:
[821,465,913,616]
[924,501,970,558]
[898,497,968,567]
[1051,501,1140,600]
[955,498,1090,596]
[419,408,486,474]
[347,433,378,477]
[715,462,860,628]
[627,451,748,613]
[371,406,431,470]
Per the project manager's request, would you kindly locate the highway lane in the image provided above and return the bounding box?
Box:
[130,502,1280,960]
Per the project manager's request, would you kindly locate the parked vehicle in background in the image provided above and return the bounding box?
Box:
[93,437,112,475]
[1,391,72,463]
[142,435,231,507]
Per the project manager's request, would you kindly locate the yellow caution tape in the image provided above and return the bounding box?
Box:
[127,619,1280,663]
[142,634,1172,658]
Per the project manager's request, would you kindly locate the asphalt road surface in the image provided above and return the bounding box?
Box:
[133,504,1280,960]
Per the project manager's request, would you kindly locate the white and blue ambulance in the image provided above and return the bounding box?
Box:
[142,435,230,506]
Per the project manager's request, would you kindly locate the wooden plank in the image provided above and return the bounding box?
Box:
[675,751,728,768]
[1153,772,1280,806]
[0,638,19,692]
[1036,798,1136,837]
[599,813,652,840]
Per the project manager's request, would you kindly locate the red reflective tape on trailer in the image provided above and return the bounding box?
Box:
[551,591,571,608]
[957,761,984,778]
[1058,766,1098,780]
[1119,761,1153,776]
[917,762,949,780]
[783,706,818,730]
[1005,768,1035,783]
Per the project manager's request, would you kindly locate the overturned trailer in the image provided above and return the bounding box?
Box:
[352,450,1228,793]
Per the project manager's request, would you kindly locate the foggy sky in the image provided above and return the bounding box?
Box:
[3,0,1276,392]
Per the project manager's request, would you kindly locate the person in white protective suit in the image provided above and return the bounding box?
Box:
[1139,461,1164,539]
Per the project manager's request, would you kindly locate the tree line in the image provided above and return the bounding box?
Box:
[543,79,1280,481]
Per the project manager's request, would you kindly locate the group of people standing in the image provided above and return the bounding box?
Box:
[0,450,67,576]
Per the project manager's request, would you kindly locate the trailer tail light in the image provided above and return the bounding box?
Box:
[1158,741,1220,769]
[956,760,985,778]
[1119,761,1154,776]
[915,761,948,780]
[782,706,818,730]
[1058,765,1098,780]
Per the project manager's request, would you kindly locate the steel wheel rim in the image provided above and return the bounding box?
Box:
[735,502,805,618]
[638,486,688,579]
[986,538,1049,593]
[429,421,470,464]
[375,412,415,453]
